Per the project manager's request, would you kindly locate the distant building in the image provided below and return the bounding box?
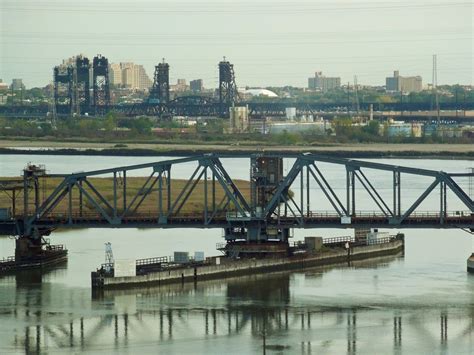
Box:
[386,70,422,92]
[386,121,423,137]
[10,79,25,90]
[108,62,152,90]
[109,63,122,86]
[308,71,341,92]
[0,79,8,91]
[190,79,204,92]
[229,106,249,133]
[171,79,189,92]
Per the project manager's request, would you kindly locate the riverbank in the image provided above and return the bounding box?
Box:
[0,139,473,159]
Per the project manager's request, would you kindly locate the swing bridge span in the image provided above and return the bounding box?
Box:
[0,153,472,240]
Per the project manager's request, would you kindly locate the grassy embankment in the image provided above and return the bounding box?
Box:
[0,177,251,216]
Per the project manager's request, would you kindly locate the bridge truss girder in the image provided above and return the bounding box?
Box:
[18,154,473,238]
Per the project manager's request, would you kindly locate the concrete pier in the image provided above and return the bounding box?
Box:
[92,239,404,290]
[467,254,474,273]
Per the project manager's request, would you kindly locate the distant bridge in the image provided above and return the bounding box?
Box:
[1,101,473,122]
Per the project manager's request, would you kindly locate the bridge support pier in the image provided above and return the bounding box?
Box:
[6,236,67,269]
[467,234,474,273]
[15,237,43,262]
[467,254,474,273]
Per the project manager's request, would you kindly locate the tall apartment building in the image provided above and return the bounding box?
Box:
[10,79,25,90]
[308,71,341,92]
[190,79,204,92]
[109,63,122,86]
[108,62,152,90]
[386,70,422,92]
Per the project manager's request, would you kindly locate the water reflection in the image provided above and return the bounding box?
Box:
[13,305,473,354]
[4,256,473,353]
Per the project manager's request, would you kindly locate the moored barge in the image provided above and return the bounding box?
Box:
[92,233,405,290]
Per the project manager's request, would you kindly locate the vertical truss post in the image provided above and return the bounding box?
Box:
[123,171,127,212]
[79,180,83,217]
[212,169,216,213]
[393,171,401,217]
[300,169,304,217]
[113,172,117,218]
[306,165,310,217]
[346,168,356,216]
[204,167,208,223]
[346,169,350,216]
[351,170,356,216]
[158,172,163,218]
[167,168,171,212]
[440,180,447,224]
[68,182,73,224]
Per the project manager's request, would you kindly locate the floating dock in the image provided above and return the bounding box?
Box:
[92,234,404,290]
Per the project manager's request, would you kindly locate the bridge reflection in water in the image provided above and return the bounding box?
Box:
[4,256,473,354]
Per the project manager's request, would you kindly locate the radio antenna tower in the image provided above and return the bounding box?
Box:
[104,242,114,273]
[354,75,360,114]
[432,54,440,125]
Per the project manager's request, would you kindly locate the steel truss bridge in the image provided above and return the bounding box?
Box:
[4,153,472,240]
[1,100,473,122]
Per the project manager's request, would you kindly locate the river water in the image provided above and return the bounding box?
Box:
[0,154,473,354]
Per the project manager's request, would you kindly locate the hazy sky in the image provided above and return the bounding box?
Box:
[1,0,473,88]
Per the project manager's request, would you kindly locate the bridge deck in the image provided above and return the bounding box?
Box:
[4,211,471,231]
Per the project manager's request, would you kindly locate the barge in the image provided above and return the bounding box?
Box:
[91,233,405,290]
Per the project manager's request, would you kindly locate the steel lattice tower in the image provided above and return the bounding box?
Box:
[53,65,74,116]
[218,58,238,117]
[149,59,170,104]
[75,56,91,114]
[92,55,110,115]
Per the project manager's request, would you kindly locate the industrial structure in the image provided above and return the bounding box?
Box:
[149,60,170,105]
[2,55,472,120]
[92,55,110,115]
[0,153,472,267]
[52,55,111,116]
[218,58,239,116]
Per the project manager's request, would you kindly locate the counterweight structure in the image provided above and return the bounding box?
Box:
[75,56,91,115]
[218,59,238,117]
[53,66,74,115]
[92,55,110,115]
[149,60,170,104]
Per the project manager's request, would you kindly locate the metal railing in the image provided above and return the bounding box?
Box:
[323,236,354,245]
[136,256,168,266]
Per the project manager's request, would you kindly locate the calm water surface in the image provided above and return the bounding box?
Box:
[0,155,473,354]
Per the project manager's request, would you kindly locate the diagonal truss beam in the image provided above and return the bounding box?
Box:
[398,178,440,223]
[354,169,393,216]
[309,163,347,216]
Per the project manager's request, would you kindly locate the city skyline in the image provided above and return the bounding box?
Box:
[1,0,472,88]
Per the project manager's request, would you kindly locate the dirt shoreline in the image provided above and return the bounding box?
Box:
[0,140,473,159]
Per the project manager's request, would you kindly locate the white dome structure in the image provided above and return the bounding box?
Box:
[242,88,278,98]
